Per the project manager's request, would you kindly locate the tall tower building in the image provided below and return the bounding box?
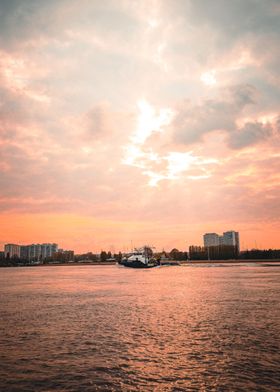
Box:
[222,231,240,252]
[203,233,220,247]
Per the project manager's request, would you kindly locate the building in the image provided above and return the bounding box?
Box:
[28,244,41,261]
[41,243,58,259]
[4,244,20,258]
[222,231,240,252]
[203,233,220,247]
[201,230,240,260]
[19,243,58,262]
[203,231,240,252]
[20,245,29,260]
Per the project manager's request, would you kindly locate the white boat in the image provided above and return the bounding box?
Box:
[120,247,159,268]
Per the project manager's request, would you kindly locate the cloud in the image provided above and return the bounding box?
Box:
[0,0,279,249]
[171,84,258,145]
[189,0,280,43]
[0,0,62,49]
[228,121,273,149]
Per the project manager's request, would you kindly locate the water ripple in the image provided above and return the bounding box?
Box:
[0,264,279,391]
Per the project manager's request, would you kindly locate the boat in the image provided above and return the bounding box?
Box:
[120,246,160,268]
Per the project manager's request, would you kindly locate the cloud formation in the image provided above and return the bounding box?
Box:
[0,0,279,251]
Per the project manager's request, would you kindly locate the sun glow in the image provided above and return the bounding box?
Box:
[148,18,159,29]
[122,145,145,167]
[122,100,216,187]
[200,70,217,86]
[165,152,197,179]
[132,99,174,145]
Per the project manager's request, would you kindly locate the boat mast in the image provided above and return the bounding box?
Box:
[144,246,148,264]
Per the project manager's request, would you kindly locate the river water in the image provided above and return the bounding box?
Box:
[0,263,279,391]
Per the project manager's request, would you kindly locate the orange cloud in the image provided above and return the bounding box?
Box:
[0,0,279,251]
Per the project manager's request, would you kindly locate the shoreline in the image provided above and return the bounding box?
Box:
[1,259,280,267]
[182,259,280,264]
[0,261,117,267]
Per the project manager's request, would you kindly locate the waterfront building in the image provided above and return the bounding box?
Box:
[199,230,240,260]
[19,243,58,262]
[203,233,220,247]
[41,243,58,259]
[29,244,42,261]
[203,231,240,253]
[20,245,29,260]
[222,231,240,252]
[4,244,20,258]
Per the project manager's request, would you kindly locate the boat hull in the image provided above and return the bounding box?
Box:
[120,260,158,268]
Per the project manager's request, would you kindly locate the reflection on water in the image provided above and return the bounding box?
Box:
[0,264,279,391]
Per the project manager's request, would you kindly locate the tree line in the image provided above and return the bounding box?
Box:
[1,247,280,266]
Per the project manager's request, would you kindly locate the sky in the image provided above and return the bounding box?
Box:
[0,0,280,252]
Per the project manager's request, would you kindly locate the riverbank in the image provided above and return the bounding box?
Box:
[1,259,280,267]
[0,261,117,267]
[181,259,280,264]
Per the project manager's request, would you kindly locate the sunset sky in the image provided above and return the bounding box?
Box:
[0,0,280,252]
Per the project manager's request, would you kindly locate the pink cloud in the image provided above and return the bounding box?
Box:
[0,0,279,250]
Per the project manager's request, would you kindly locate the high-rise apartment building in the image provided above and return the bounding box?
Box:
[203,233,220,247]
[29,244,42,261]
[203,231,240,252]
[4,244,21,258]
[222,231,240,252]
[19,243,58,261]
[20,245,29,260]
[41,243,58,259]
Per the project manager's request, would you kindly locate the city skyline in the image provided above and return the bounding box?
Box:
[2,229,275,255]
[203,231,239,250]
[0,1,280,252]
[0,222,271,253]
